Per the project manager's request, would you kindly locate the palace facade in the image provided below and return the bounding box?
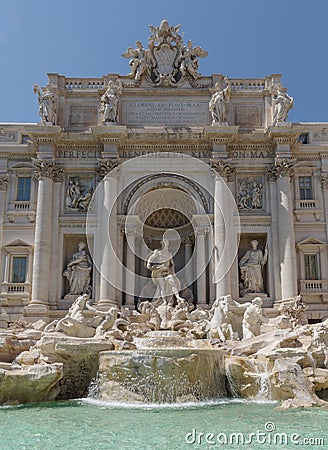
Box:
[0,21,327,326]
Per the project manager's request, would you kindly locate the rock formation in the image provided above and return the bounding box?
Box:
[0,294,326,408]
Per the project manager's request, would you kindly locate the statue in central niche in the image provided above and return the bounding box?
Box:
[146,238,184,305]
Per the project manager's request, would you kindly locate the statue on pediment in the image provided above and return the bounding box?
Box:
[209,77,231,125]
[269,80,294,125]
[122,20,207,86]
[33,84,57,125]
[99,80,122,123]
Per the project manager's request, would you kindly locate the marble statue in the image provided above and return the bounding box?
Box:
[122,20,207,86]
[146,238,184,305]
[242,297,268,339]
[63,242,92,295]
[269,81,294,125]
[33,84,57,125]
[85,301,128,338]
[278,295,308,328]
[209,77,231,125]
[122,40,149,81]
[239,240,268,296]
[180,39,207,79]
[44,293,95,338]
[208,294,249,342]
[99,80,122,123]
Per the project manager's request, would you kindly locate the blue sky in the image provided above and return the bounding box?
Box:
[0,0,327,123]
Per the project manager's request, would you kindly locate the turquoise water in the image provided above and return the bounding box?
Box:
[0,399,327,450]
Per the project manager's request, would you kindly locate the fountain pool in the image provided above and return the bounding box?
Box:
[0,400,327,449]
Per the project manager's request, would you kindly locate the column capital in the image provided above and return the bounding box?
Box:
[195,226,210,237]
[97,158,120,180]
[0,173,9,190]
[125,225,137,237]
[32,159,63,181]
[321,173,328,190]
[266,158,294,181]
[210,159,235,181]
[182,235,195,245]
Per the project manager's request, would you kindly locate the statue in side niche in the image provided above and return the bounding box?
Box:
[209,77,231,125]
[239,240,268,296]
[63,242,92,295]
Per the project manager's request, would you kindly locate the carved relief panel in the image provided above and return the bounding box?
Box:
[64,175,94,213]
[236,176,264,212]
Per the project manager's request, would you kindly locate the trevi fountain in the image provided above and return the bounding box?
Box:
[0,18,327,450]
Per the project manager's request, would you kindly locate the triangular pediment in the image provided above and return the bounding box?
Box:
[4,239,31,247]
[297,236,325,246]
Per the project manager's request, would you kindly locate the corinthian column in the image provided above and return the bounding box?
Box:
[267,159,297,299]
[0,174,8,250]
[211,159,235,298]
[125,222,136,308]
[26,160,63,319]
[96,159,119,309]
[194,227,208,306]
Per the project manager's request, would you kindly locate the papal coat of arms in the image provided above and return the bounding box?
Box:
[122,20,208,86]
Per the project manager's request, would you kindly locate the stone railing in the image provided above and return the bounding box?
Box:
[65,79,105,91]
[294,199,319,209]
[299,280,328,291]
[9,201,33,211]
[7,201,36,223]
[1,282,31,295]
[229,79,267,91]
[64,77,270,92]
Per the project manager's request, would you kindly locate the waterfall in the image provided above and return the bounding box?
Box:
[255,360,271,400]
[225,362,239,398]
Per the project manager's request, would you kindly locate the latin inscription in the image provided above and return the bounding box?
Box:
[122,101,210,126]
[58,150,101,158]
[120,150,212,159]
[227,150,274,159]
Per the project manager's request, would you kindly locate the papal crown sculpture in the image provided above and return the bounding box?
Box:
[122,19,208,86]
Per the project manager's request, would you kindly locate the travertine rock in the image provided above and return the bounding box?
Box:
[230,330,300,356]
[0,362,62,405]
[0,330,42,363]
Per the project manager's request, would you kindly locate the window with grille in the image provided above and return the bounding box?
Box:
[11,256,27,283]
[304,254,319,280]
[16,177,31,201]
[299,176,313,200]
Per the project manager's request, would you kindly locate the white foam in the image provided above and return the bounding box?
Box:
[79,397,277,410]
